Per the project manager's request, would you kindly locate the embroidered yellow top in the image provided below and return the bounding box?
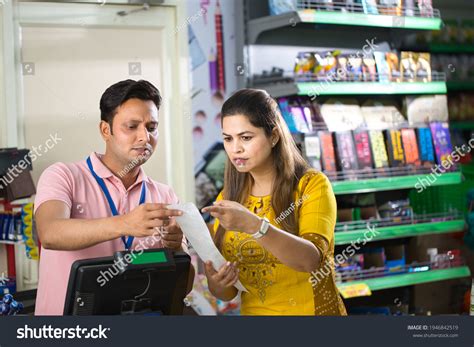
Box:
[212,171,347,315]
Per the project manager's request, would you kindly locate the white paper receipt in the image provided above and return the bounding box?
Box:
[168,202,247,292]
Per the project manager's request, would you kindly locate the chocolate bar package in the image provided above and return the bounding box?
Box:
[418,0,433,17]
[417,127,436,168]
[386,52,401,82]
[347,55,364,82]
[353,130,374,176]
[430,122,456,170]
[400,51,417,82]
[378,0,402,16]
[362,55,377,82]
[335,131,359,179]
[401,128,421,167]
[386,129,406,167]
[337,55,349,81]
[294,52,316,77]
[318,131,338,180]
[374,51,390,83]
[369,130,390,174]
[304,135,322,171]
[415,52,431,82]
[277,98,298,133]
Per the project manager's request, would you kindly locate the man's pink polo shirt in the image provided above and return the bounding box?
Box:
[33,152,184,315]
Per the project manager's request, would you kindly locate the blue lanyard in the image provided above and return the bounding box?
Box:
[86,156,146,250]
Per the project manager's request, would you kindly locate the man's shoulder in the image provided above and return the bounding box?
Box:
[146,178,178,202]
[39,159,87,182]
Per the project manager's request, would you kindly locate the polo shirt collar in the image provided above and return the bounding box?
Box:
[89,152,149,186]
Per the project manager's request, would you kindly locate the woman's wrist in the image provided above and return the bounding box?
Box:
[244,215,262,235]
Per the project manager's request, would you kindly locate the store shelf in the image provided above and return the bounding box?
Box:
[248,10,442,44]
[335,219,465,245]
[331,172,462,195]
[429,43,474,54]
[337,266,471,292]
[261,81,447,98]
[450,121,474,130]
[447,81,474,91]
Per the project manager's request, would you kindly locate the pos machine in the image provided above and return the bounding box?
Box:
[63,248,191,315]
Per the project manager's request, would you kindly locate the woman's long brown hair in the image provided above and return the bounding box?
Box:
[214,89,312,250]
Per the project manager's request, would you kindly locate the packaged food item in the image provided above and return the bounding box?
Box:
[385,129,406,167]
[294,52,316,76]
[335,131,359,179]
[400,51,417,82]
[362,55,377,82]
[369,130,390,171]
[269,0,297,15]
[320,98,365,131]
[337,55,349,81]
[418,0,433,18]
[318,131,338,179]
[361,0,379,14]
[314,51,340,78]
[347,55,364,81]
[404,0,416,16]
[401,128,421,167]
[386,52,401,82]
[430,122,455,170]
[417,127,436,168]
[404,95,449,125]
[353,130,374,174]
[374,51,390,83]
[277,98,298,133]
[303,135,322,171]
[361,99,406,130]
[378,0,402,16]
[415,52,431,82]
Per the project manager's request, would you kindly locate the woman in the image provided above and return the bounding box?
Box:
[202,89,347,316]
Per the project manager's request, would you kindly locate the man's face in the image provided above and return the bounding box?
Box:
[102,98,159,167]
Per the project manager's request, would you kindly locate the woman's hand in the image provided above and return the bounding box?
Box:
[201,200,261,234]
[204,261,239,294]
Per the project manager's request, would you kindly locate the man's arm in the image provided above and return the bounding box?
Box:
[36,200,182,251]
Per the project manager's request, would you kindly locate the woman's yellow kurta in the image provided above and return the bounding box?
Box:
[212,171,347,315]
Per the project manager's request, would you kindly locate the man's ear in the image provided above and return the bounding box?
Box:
[100,121,112,141]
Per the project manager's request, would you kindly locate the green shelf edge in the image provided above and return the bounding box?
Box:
[331,172,462,195]
[298,10,442,30]
[337,266,471,292]
[335,219,465,245]
[297,81,447,96]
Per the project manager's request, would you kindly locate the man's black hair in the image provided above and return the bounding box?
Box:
[100,79,162,130]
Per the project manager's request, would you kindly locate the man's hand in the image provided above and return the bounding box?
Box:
[161,219,184,250]
[119,203,183,238]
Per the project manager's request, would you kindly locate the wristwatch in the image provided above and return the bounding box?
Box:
[251,217,270,239]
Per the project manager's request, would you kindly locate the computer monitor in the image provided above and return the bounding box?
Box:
[64,248,191,315]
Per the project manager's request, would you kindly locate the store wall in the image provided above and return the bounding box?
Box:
[186,0,240,205]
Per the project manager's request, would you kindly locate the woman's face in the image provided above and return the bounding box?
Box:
[222,114,274,173]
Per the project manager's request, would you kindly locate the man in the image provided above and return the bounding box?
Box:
[34,79,192,315]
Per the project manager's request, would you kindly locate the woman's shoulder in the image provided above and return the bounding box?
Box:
[297,170,331,193]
